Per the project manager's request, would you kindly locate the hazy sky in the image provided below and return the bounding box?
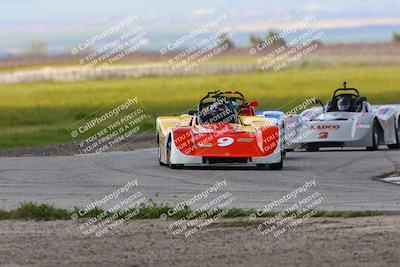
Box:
[1,0,400,29]
[0,0,399,54]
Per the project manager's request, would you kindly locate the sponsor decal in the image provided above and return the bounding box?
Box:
[377,108,390,115]
[197,143,212,148]
[310,125,340,131]
[237,138,253,143]
[356,123,371,129]
[318,132,329,139]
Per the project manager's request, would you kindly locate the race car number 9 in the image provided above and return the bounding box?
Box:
[217,137,234,147]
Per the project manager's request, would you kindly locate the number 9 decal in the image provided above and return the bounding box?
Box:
[217,137,234,147]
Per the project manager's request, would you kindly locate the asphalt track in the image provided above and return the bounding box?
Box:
[0,147,399,211]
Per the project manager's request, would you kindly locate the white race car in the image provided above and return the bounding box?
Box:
[285,82,400,151]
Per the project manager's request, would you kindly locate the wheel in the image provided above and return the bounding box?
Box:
[166,136,183,169]
[388,117,400,149]
[170,164,184,169]
[280,123,286,157]
[158,143,167,166]
[367,120,380,151]
[256,164,268,169]
[306,146,319,152]
[269,159,283,170]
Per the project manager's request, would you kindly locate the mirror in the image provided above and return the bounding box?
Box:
[248,101,258,107]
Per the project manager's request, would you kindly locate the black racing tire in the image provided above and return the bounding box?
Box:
[170,164,184,169]
[281,123,286,157]
[166,135,184,169]
[158,143,168,166]
[269,159,283,170]
[256,164,268,170]
[388,117,400,149]
[306,146,319,152]
[367,120,380,151]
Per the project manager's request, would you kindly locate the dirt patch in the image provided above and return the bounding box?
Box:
[0,133,156,157]
[0,216,399,266]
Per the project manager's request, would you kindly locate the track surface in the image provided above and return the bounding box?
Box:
[0,147,399,211]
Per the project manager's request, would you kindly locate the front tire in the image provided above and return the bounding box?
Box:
[158,144,167,166]
[269,159,283,170]
[306,146,319,152]
[256,164,268,169]
[388,117,400,149]
[367,120,380,151]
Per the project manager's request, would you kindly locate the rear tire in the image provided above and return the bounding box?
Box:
[388,117,400,149]
[367,120,380,151]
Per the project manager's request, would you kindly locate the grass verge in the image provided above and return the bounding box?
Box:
[0,203,383,221]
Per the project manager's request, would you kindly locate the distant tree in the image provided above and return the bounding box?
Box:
[24,39,48,56]
[392,32,400,43]
[310,39,323,46]
[266,31,286,47]
[218,33,235,49]
[249,34,264,46]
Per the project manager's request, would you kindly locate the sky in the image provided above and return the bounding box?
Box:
[0,0,399,55]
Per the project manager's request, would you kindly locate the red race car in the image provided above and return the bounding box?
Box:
[156,91,284,169]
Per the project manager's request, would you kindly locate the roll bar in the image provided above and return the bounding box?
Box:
[199,90,245,103]
[332,81,360,97]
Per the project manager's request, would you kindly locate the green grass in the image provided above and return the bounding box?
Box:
[0,203,71,220]
[1,66,400,149]
[0,203,382,221]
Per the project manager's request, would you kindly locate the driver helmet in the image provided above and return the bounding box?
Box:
[337,96,351,111]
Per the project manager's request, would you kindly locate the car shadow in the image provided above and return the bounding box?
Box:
[293,147,389,152]
[180,165,282,171]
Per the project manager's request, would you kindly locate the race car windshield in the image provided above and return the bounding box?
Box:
[197,100,238,125]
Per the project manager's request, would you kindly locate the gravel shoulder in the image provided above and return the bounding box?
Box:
[1,216,399,267]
